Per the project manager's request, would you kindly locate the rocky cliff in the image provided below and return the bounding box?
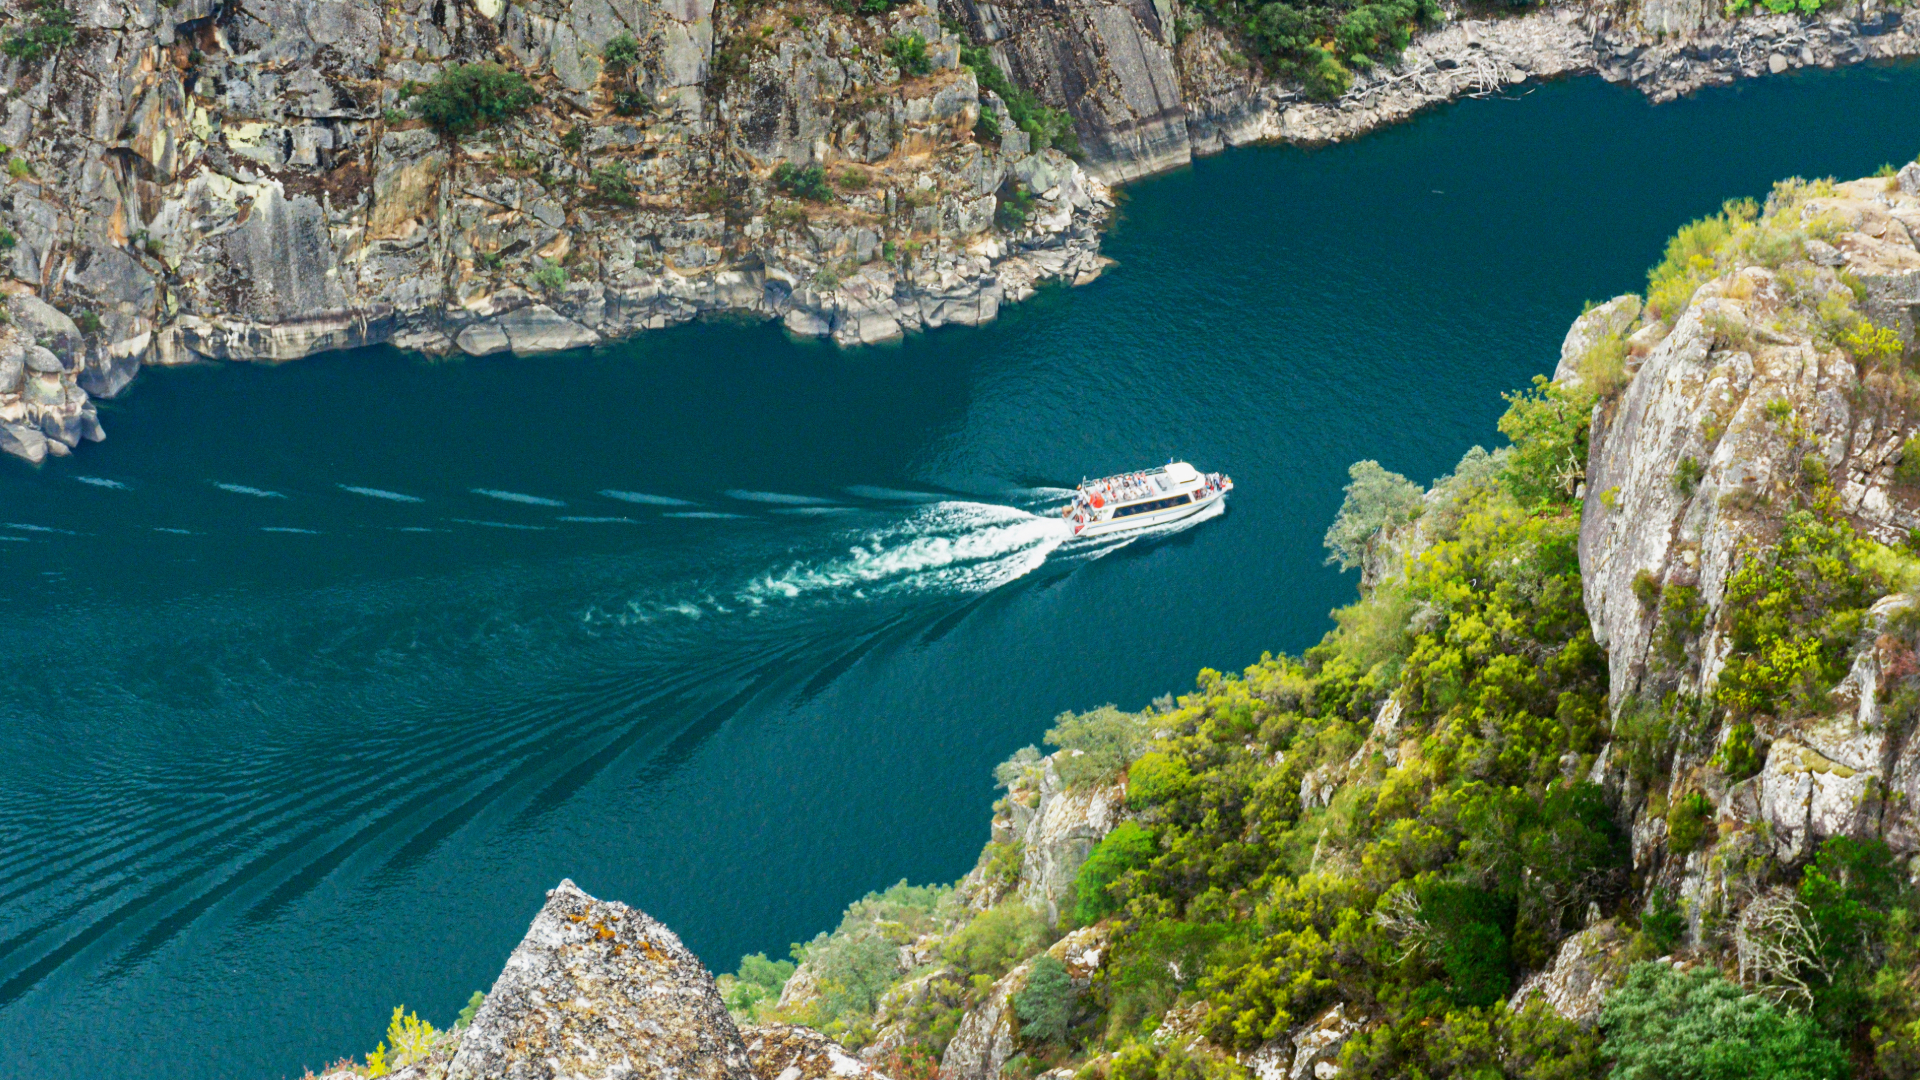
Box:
[1572,164,1920,939]
[3,0,1918,460]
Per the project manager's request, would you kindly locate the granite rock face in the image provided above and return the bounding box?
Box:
[0,0,1113,459]
[743,1024,891,1080]
[1571,172,1920,944]
[446,878,755,1080]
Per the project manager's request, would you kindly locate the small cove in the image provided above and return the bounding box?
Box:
[3,62,1920,1079]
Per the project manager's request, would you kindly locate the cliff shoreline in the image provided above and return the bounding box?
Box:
[1,0,1916,461]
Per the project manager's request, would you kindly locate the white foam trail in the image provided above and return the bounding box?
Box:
[396,527,443,533]
[5,522,70,534]
[153,527,197,535]
[665,511,745,520]
[601,490,695,507]
[724,490,839,506]
[74,476,127,490]
[261,526,320,534]
[214,482,286,498]
[340,484,423,503]
[844,485,942,502]
[558,516,637,524]
[0,536,29,542]
[773,506,857,516]
[740,501,1070,604]
[471,489,565,507]
[452,518,550,531]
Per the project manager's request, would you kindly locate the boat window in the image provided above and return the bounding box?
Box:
[1113,494,1192,518]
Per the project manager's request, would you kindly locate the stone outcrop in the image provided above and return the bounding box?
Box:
[998,754,1127,926]
[446,878,755,1080]
[1509,919,1629,1026]
[743,1024,892,1080]
[1572,170,1920,939]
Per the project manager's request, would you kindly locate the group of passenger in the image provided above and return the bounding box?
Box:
[1060,469,1232,528]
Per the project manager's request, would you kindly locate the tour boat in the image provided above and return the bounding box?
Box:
[1064,461,1233,538]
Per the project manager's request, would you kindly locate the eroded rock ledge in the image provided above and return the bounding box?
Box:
[2,0,1917,460]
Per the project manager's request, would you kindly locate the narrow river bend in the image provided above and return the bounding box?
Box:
[3,62,1919,1080]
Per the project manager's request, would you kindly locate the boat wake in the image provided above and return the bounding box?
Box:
[741,501,1071,604]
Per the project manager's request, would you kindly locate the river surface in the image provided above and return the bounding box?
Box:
[4,62,1920,1079]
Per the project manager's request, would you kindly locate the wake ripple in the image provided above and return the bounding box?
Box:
[741,501,1070,604]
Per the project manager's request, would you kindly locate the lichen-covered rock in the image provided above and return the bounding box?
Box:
[743,1023,890,1080]
[1553,293,1641,388]
[1010,756,1127,926]
[445,878,755,1080]
[1509,919,1628,1026]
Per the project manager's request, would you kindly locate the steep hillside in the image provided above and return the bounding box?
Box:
[304,157,1920,1080]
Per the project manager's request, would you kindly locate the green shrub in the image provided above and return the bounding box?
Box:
[1672,455,1705,496]
[1322,460,1423,572]
[1631,568,1661,610]
[71,310,101,336]
[1,0,74,64]
[1665,790,1713,853]
[456,990,484,1027]
[1417,880,1515,1008]
[974,108,1001,143]
[887,33,933,77]
[793,881,957,1040]
[1644,200,1752,321]
[1598,963,1848,1080]
[528,258,569,294]
[771,162,832,202]
[412,63,538,136]
[559,126,586,154]
[958,43,1080,156]
[1641,889,1685,954]
[1715,511,1880,717]
[1044,705,1149,788]
[1896,435,1920,487]
[0,228,16,251]
[602,32,640,75]
[1497,376,1595,508]
[592,161,636,207]
[7,157,32,179]
[995,183,1034,231]
[1013,954,1075,1043]
[718,952,796,1021]
[1069,821,1156,925]
[943,901,1047,980]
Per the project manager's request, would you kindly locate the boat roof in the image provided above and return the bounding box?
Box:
[1079,461,1203,491]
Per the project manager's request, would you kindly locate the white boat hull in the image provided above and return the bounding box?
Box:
[1072,486,1229,538]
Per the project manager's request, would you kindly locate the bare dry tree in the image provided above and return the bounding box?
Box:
[1734,887,1832,1009]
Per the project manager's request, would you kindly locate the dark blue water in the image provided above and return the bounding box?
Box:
[4,63,1919,1079]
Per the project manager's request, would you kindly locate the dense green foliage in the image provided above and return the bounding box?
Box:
[1072,823,1157,926]
[412,63,538,137]
[718,952,796,1017]
[1599,964,1847,1080]
[1715,511,1878,717]
[887,33,933,77]
[1193,0,1439,100]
